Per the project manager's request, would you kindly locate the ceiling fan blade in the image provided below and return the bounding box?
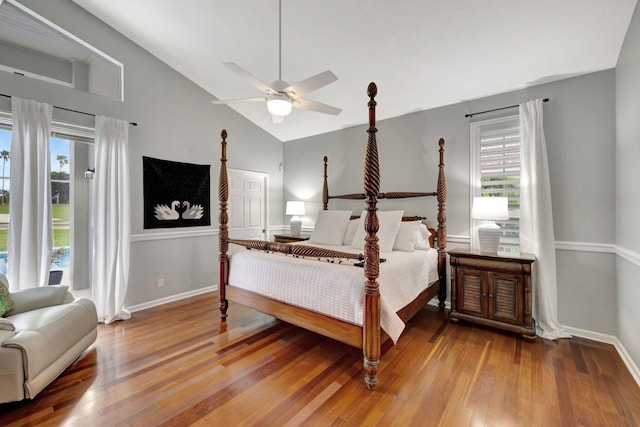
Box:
[272,115,285,124]
[283,70,338,98]
[223,62,277,94]
[212,97,266,104]
[294,98,342,116]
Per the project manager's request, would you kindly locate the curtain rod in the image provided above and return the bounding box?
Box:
[465,98,549,118]
[0,93,138,126]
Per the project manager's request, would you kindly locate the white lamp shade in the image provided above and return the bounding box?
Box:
[285,201,305,216]
[267,95,293,116]
[471,197,509,221]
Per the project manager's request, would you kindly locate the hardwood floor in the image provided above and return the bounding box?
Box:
[1,292,639,426]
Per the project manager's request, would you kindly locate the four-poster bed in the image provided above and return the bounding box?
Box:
[218,82,447,389]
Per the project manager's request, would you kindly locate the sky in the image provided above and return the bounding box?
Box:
[0,128,70,192]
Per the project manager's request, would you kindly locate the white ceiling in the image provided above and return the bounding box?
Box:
[71,0,637,142]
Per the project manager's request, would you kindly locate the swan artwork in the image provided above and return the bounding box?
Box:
[181,201,204,220]
[154,200,180,220]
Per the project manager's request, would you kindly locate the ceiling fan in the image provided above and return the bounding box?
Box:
[212,0,341,124]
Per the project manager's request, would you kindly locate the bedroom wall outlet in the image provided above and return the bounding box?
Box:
[157,278,164,288]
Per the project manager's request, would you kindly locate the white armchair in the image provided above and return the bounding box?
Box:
[0,285,98,403]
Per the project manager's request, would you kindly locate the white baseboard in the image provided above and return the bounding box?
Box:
[564,325,640,387]
[126,285,218,313]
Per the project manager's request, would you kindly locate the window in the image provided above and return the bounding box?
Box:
[470,115,521,252]
[0,128,10,270]
[51,138,71,278]
[0,112,94,288]
[0,0,125,101]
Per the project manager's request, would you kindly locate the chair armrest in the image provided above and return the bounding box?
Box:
[9,286,71,315]
[0,329,16,344]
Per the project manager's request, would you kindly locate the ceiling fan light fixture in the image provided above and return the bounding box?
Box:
[267,94,292,116]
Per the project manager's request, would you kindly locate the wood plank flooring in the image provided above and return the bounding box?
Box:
[1,292,639,426]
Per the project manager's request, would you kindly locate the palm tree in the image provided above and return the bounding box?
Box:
[56,155,69,173]
[1,150,9,205]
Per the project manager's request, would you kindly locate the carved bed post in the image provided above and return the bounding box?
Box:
[322,156,329,210]
[363,82,381,390]
[219,130,229,320]
[436,138,447,310]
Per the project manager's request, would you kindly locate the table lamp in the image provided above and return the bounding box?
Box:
[472,196,509,253]
[286,201,305,235]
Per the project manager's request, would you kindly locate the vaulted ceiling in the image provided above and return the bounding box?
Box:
[71,0,637,142]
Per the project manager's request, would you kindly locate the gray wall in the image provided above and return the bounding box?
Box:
[284,70,618,336]
[0,0,284,306]
[616,2,640,371]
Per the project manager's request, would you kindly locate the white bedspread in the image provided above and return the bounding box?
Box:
[228,244,439,344]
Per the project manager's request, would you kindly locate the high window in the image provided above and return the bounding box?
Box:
[470,115,521,252]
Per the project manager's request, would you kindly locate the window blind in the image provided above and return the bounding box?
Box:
[471,115,521,252]
[479,119,520,251]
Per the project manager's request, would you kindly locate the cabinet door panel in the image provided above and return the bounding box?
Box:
[457,269,486,316]
[490,273,523,324]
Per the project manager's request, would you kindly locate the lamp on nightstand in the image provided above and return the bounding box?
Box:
[472,196,509,253]
[286,201,305,235]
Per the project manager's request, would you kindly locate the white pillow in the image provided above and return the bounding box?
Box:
[415,224,432,249]
[342,219,359,246]
[351,210,404,253]
[393,220,421,252]
[308,210,353,246]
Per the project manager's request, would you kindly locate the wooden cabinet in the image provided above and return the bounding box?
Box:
[448,249,536,340]
[273,233,311,243]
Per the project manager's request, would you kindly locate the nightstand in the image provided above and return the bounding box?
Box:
[273,233,311,243]
[448,248,536,340]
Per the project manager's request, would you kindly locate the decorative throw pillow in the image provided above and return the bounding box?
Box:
[342,219,360,246]
[351,210,404,253]
[415,225,432,249]
[393,220,421,252]
[0,274,15,317]
[308,210,353,246]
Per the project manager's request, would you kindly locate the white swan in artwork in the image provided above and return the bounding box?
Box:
[154,200,180,220]
[181,201,204,220]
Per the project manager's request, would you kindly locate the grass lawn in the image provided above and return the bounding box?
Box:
[0,204,70,252]
[0,204,69,221]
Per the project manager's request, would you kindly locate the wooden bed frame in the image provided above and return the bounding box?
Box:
[218,82,447,390]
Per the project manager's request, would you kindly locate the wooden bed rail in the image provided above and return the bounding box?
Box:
[227,239,364,261]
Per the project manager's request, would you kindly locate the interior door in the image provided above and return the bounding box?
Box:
[228,169,267,240]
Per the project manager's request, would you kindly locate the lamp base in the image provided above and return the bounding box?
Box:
[477,221,501,253]
[290,217,302,235]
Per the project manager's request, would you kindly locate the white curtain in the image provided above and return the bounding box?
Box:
[92,115,131,324]
[8,98,53,291]
[519,99,570,340]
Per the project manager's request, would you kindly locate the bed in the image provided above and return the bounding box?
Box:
[218,82,447,390]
